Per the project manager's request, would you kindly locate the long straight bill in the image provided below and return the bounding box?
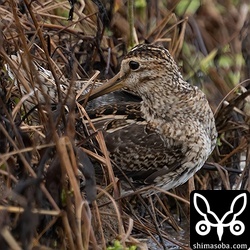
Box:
[87,72,124,100]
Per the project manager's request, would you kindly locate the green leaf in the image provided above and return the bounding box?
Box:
[175,0,201,16]
[135,0,146,9]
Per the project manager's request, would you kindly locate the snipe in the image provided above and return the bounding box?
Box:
[87,44,217,193]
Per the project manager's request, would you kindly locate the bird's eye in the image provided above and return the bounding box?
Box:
[129,61,140,70]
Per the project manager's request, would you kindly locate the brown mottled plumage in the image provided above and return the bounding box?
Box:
[7,44,217,193]
[88,44,217,192]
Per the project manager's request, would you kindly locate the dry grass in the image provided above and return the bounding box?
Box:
[0,0,249,249]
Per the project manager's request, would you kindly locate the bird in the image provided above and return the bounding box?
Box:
[86,44,217,193]
[5,44,217,194]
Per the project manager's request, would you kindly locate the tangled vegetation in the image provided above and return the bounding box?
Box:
[0,0,249,249]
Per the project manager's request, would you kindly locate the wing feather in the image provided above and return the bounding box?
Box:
[87,100,187,186]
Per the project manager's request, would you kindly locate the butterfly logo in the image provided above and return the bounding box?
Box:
[193,193,247,241]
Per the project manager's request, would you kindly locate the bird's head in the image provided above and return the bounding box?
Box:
[88,44,194,102]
